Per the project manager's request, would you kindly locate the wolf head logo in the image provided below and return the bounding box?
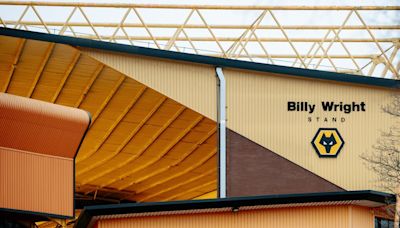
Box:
[319,133,337,153]
[312,128,344,157]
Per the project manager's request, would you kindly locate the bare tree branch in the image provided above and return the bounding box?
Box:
[383,94,400,118]
[361,94,400,225]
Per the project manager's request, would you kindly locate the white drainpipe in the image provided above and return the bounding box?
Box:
[215,67,226,198]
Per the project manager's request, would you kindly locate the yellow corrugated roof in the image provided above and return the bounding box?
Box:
[0,35,217,202]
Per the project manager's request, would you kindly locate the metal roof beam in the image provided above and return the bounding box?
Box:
[1,2,399,10]
[28,42,55,97]
[51,50,81,103]
[64,36,398,43]
[3,22,399,30]
[2,38,25,93]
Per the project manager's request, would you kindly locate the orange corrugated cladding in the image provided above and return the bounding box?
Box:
[95,205,374,228]
[0,93,90,217]
[0,147,73,216]
[0,93,89,159]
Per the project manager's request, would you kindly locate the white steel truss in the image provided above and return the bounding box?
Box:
[0,1,399,79]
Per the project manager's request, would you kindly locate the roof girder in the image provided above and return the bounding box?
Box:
[1,2,399,78]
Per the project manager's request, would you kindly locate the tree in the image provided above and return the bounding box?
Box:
[361,94,399,227]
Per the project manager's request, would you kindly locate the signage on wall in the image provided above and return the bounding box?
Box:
[311,128,345,158]
[287,101,366,123]
[287,101,355,158]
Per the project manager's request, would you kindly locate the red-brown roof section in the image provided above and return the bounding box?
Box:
[0,92,90,158]
[0,93,90,217]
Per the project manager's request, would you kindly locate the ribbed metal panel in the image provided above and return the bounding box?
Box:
[81,47,399,192]
[351,206,375,228]
[0,92,90,158]
[94,200,360,220]
[96,205,374,228]
[5,39,51,97]
[0,92,88,217]
[82,49,217,121]
[223,69,398,191]
[0,35,217,202]
[0,147,73,217]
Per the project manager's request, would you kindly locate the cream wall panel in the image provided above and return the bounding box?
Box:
[82,49,217,121]
[351,205,375,228]
[224,68,399,191]
[82,47,398,191]
[96,205,374,228]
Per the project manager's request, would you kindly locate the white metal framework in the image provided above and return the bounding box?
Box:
[0,1,399,79]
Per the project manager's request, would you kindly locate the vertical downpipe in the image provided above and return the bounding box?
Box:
[215,67,226,198]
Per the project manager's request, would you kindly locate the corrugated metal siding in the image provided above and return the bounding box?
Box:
[0,35,217,202]
[94,200,364,220]
[96,205,374,228]
[0,147,73,217]
[0,92,90,158]
[81,48,399,192]
[351,206,374,228]
[224,69,398,191]
[81,49,217,121]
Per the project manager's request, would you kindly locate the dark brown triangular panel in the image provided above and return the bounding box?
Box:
[227,129,344,197]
